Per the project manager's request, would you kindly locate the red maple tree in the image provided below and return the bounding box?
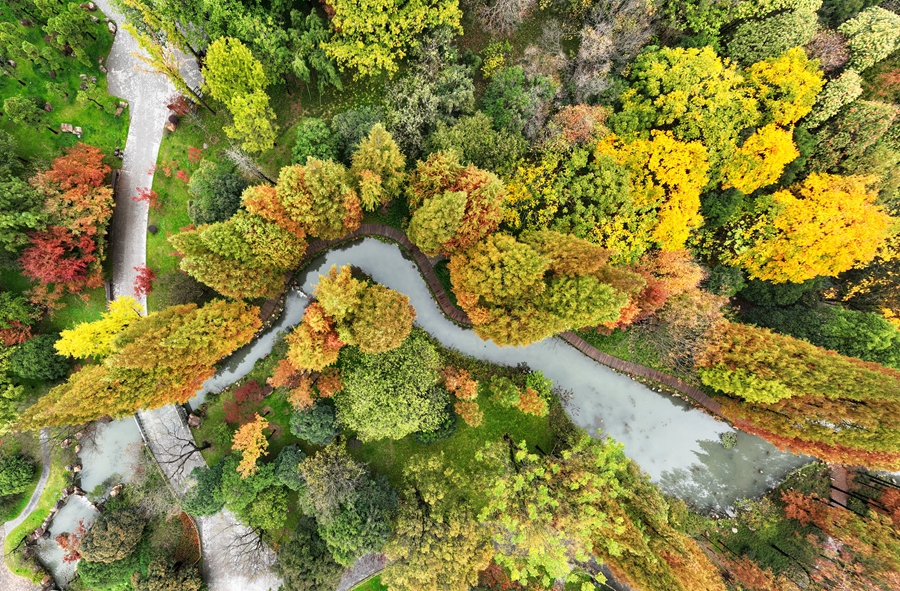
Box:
[133,264,156,296]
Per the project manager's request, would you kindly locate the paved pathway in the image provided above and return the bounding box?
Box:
[0,431,49,591]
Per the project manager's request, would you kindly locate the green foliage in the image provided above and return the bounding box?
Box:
[725,7,819,65]
[818,0,881,26]
[3,96,45,127]
[225,89,279,154]
[338,332,449,441]
[0,176,46,254]
[739,277,826,306]
[489,376,521,407]
[806,70,864,128]
[79,508,147,564]
[9,334,68,381]
[482,66,554,139]
[838,7,900,71]
[331,106,384,162]
[809,100,897,174]
[350,123,406,210]
[202,36,269,107]
[274,445,307,492]
[292,118,338,165]
[704,265,746,297]
[245,485,289,532]
[133,556,203,591]
[219,454,276,515]
[277,158,361,240]
[0,454,33,496]
[182,459,225,517]
[289,403,339,446]
[742,304,900,368]
[77,538,150,591]
[427,111,527,174]
[274,518,344,591]
[187,160,248,225]
[287,11,342,93]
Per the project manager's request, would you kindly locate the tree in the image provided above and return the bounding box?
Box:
[232,414,269,478]
[79,508,147,564]
[289,403,338,446]
[287,11,342,93]
[407,151,505,256]
[299,442,397,565]
[0,176,46,254]
[0,454,33,496]
[244,485,289,532]
[483,66,554,139]
[9,334,68,381]
[18,300,260,429]
[292,118,338,165]
[276,159,362,240]
[383,454,494,591]
[44,1,96,64]
[274,445,307,492]
[349,123,405,211]
[332,106,384,161]
[321,0,462,76]
[340,284,415,354]
[0,291,38,346]
[725,7,818,64]
[427,111,527,174]
[133,557,203,591]
[55,296,145,359]
[730,174,893,283]
[20,227,100,289]
[182,460,226,517]
[230,211,307,270]
[839,7,900,72]
[187,160,247,225]
[3,96,44,127]
[202,37,269,107]
[746,48,824,127]
[337,332,449,441]
[285,303,344,371]
[809,100,898,174]
[721,124,799,194]
[225,89,279,154]
[274,518,344,591]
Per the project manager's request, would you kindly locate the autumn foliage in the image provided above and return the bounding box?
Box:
[132,264,156,297]
[232,414,269,477]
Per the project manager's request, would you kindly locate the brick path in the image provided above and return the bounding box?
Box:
[295,224,726,419]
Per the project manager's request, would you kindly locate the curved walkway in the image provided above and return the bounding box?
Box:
[0,431,50,591]
[300,224,726,418]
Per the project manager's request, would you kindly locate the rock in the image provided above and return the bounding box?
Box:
[108,21,117,35]
[725,506,735,518]
[20,18,33,27]
[731,527,738,533]
[72,464,82,472]
[165,121,177,133]
[89,75,97,84]
[41,574,52,586]
[90,15,100,23]
[64,463,73,472]
[187,414,201,428]
[54,500,65,511]
[99,65,107,73]
[74,444,82,454]
[79,74,87,80]
[119,101,128,108]
[60,437,73,448]
[88,1,96,9]
[60,488,69,498]
[80,81,87,91]
[74,126,82,138]
[72,486,84,495]
[49,70,56,78]
[74,431,83,440]
[114,106,123,117]
[98,55,104,63]
[8,60,16,68]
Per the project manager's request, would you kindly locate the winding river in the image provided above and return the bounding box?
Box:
[194,238,809,509]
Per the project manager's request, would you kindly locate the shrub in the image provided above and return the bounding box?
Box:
[413,408,457,444]
[454,400,483,427]
[153,270,217,307]
[705,265,746,297]
[483,66,554,139]
[292,118,338,165]
[274,518,344,591]
[720,431,738,449]
[516,387,549,416]
[489,376,521,407]
[427,112,526,174]
[289,403,339,446]
[331,107,384,162]
[79,508,147,564]
[804,29,849,74]
[0,455,34,496]
[187,160,248,225]
[182,460,225,517]
[809,100,897,173]
[9,334,68,381]
[274,445,307,491]
[739,277,827,307]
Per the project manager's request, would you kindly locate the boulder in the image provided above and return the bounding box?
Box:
[43,102,52,112]
[108,21,117,35]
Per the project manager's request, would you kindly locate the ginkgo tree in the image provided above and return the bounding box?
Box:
[55,296,145,359]
[232,414,269,478]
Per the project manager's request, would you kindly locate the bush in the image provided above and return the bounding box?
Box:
[726,8,819,65]
[331,106,384,162]
[274,445,307,491]
[182,460,225,517]
[78,539,149,591]
[187,160,248,225]
[720,431,738,449]
[79,508,147,564]
[489,376,521,407]
[9,334,68,381]
[292,118,338,165]
[739,277,827,307]
[289,403,339,446]
[483,66,554,139]
[413,407,457,444]
[153,270,217,307]
[0,455,34,496]
[427,112,526,174]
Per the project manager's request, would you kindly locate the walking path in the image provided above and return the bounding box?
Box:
[0,431,49,591]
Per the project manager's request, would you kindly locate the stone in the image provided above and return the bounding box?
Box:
[64,463,73,472]
[80,81,87,91]
[73,464,82,472]
[187,414,201,428]
[79,74,87,80]
[74,126,83,137]
[44,102,52,112]
[108,21,117,35]
[74,444,82,454]
[20,18,33,27]
[88,1,97,9]
[8,60,16,68]
[89,76,97,84]
[61,437,73,447]
[119,101,128,108]
[74,431,83,439]
[165,121,177,133]
[90,15,100,23]
[99,65,107,73]
[114,106,123,117]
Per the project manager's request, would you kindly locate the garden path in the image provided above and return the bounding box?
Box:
[0,431,50,591]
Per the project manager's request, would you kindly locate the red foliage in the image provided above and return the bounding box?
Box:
[177,169,190,183]
[0,322,32,346]
[55,520,86,563]
[268,358,305,390]
[167,94,193,116]
[133,264,156,297]
[877,488,900,528]
[781,489,825,526]
[442,366,479,400]
[45,143,109,189]
[20,227,98,286]
[516,387,548,417]
[551,104,607,146]
[187,147,203,164]
[316,368,343,398]
[477,562,543,590]
[223,380,266,425]
[132,186,160,209]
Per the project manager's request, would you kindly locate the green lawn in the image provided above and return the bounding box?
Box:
[0,6,129,168]
[0,268,107,333]
[575,327,669,373]
[351,575,388,591]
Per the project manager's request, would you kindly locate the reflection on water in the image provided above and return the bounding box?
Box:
[192,239,807,508]
[33,495,99,588]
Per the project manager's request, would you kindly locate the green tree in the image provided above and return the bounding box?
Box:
[339,284,416,354]
[427,111,527,174]
[3,96,45,128]
[332,106,384,161]
[244,486,288,532]
[337,332,448,441]
[187,160,248,225]
[349,123,406,211]
[202,37,269,107]
[133,557,203,591]
[44,2,96,64]
[274,518,344,591]
[839,7,900,72]
[225,89,279,154]
[289,403,338,446]
[0,454,33,496]
[0,176,45,254]
[321,0,462,76]
[725,7,819,65]
[9,334,68,381]
[287,12,342,93]
[276,159,362,240]
[483,66,554,138]
[809,100,898,174]
[292,118,338,165]
[182,460,226,517]
[79,508,147,564]
[805,70,864,128]
[274,445,306,492]
[383,454,494,591]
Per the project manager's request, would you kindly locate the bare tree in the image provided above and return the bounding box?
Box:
[149,417,211,482]
[805,30,849,74]
[476,0,538,36]
[224,147,275,183]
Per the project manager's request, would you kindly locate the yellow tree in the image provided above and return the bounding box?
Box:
[595,132,709,251]
[721,124,799,194]
[232,414,269,478]
[746,47,824,127]
[55,296,144,359]
[732,174,894,283]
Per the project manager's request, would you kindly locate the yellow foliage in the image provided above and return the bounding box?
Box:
[503,158,560,230]
[55,296,144,359]
[232,414,269,478]
[722,124,800,194]
[732,173,894,283]
[595,132,709,250]
[747,47,825,127]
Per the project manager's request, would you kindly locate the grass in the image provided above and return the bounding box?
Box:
[0,268,107,333]
[0,6,129,168]
[4,445,73,583]
[575,327,669,373]
[351,575,388,591]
